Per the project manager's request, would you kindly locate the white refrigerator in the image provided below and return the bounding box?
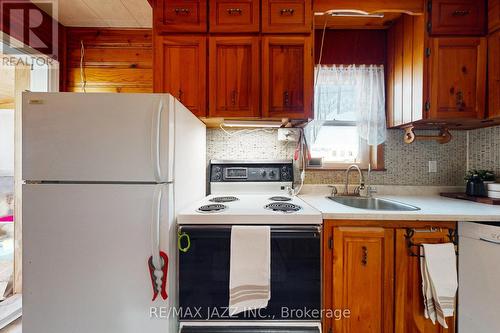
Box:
[22,92,206,333]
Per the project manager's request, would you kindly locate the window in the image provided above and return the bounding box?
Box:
[308,65,386,169]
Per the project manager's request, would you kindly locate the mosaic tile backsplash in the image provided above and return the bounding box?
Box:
[207,128,470,186]
[468,126,500,179]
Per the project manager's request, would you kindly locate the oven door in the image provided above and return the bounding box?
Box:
[180,324,321,333]
[178,226,321,321]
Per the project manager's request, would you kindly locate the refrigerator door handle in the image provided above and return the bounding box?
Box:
[152,98,164,182]
[151,184,163,280]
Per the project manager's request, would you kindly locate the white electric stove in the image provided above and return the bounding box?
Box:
[177,160,322,225]
[176,160,322,333]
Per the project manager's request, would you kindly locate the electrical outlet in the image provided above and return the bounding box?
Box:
[428,160,437,173]
[278,128,300,142]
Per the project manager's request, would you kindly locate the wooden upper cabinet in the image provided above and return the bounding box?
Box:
[154,35,207,117]
[262,36,313,119]
[395,228,456,333]
[387,15,425,127]
[428,37,487,120]
[490,0,500,33]
[489,30,500,119]
[327,227,394,333]
[154,0,207,32]
[429,0,486,35]
[209,36,260,117]
[209,0,260,32]
[262,0,312,33]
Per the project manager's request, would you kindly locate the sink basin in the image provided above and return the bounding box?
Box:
[327,196,420,211]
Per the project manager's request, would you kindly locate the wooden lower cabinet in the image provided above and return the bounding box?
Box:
[395,227,456,333]
[323,221,457,333]
[328,226,394,333]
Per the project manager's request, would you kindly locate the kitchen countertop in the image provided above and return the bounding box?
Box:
[299,185,500,222]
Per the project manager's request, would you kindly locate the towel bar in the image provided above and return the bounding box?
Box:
[405,228,458,258]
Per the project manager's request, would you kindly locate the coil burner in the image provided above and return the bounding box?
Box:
[209,196,239,203]
[197,204,227,213]
[268,196,292,202]
[264,202,302,213]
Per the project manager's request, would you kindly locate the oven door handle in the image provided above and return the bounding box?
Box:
[179,225,321,232]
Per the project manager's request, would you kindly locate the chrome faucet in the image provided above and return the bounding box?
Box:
[344,165,365,196]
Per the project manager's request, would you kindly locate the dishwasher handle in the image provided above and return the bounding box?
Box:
[480,237,500,245]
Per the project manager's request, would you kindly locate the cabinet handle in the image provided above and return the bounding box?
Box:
[283,91,290,106]
[174,8,191,15]
[456,91,465,110]
[452,10,470,16]
[280,8,295,15]
[227,8,243,15]
[361,246,368,266]
[231,90,238,106]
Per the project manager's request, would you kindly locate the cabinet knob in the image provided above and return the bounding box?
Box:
[174,8,190,15]
[227,8,243,15]
[456,91,465,110]
[280,8,295,15]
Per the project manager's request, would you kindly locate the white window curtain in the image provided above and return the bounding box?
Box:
[310,65,387,146]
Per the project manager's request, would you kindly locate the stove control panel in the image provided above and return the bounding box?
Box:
[210,160,293,182]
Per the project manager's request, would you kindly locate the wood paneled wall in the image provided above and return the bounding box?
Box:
[64,28,153,93]
[314,29,387,65]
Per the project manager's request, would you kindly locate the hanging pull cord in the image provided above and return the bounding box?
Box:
[80,40,87,93]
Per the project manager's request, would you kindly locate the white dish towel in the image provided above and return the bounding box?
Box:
[420,243,458,328]
[229,226,271,316]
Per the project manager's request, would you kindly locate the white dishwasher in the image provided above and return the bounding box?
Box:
[458,222,500,333]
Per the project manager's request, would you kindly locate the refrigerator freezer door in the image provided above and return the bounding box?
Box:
[23,183,176,333]
[22,92,174,182]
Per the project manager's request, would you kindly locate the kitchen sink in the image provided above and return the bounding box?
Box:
[327,196,421,211]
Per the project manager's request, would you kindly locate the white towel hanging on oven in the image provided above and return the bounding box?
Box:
[229,226,271,316]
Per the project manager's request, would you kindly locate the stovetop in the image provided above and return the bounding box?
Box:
[177,194,322,225]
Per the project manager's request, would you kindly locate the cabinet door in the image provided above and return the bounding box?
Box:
[262,36,313,119]
[154,35,207,117]
[395,228,456,333]
[429,0,486,35]
[490,0,500,33]
[489,30,500,119]
[209,0,260,32]
[327,227,394,333]
[154,0,207,32]
[428,37,486,120]
[209,36,260,117]
[262,0,312,33]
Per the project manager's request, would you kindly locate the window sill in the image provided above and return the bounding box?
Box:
[0,294,22,330]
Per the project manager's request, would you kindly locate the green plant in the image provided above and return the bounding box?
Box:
[464,169,496,182]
